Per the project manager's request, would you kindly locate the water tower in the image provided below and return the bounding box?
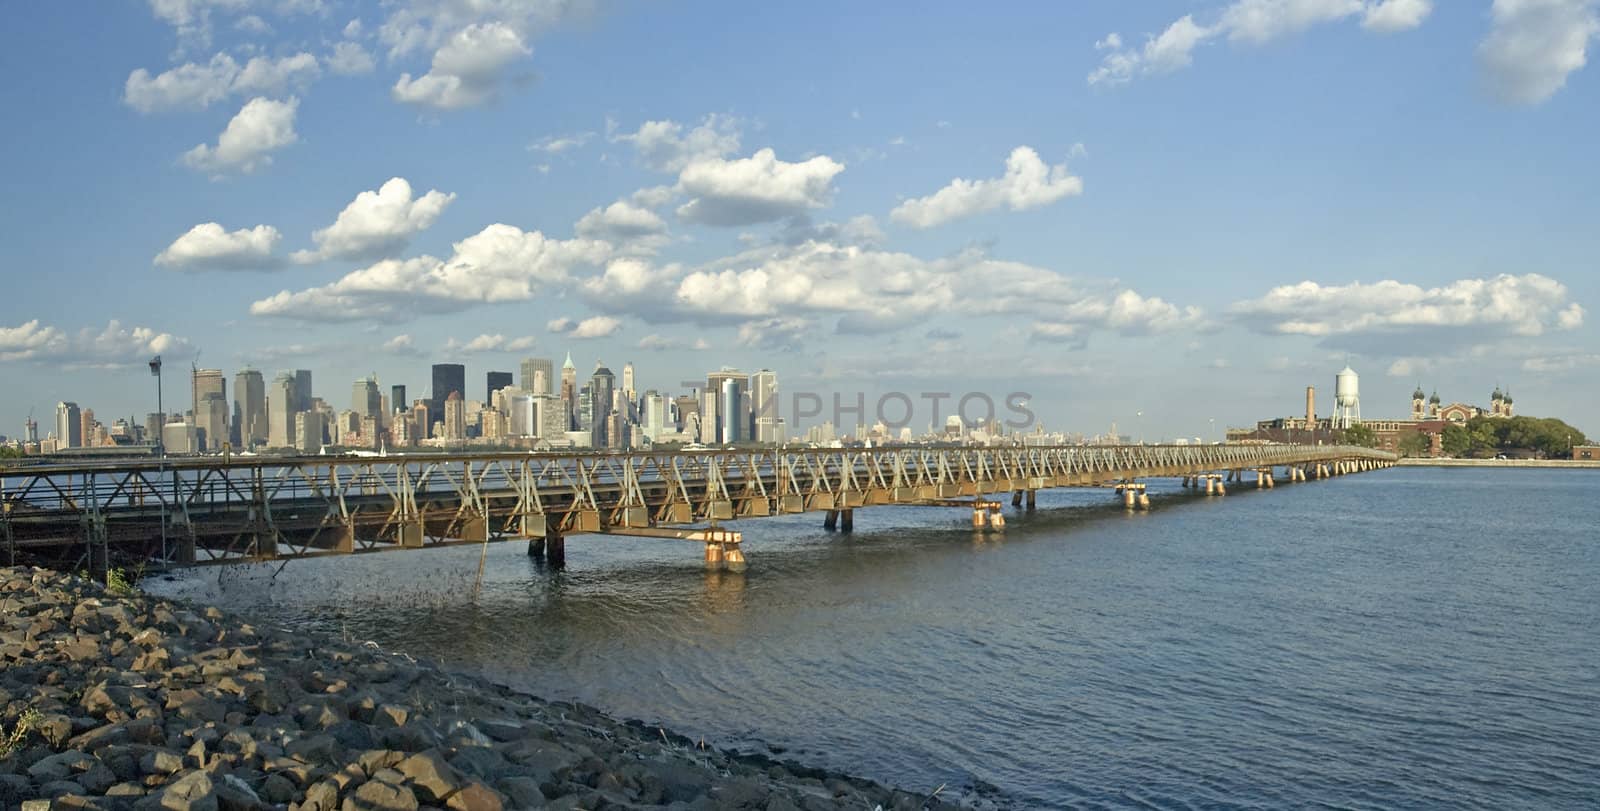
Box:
[1333,365,1361,428]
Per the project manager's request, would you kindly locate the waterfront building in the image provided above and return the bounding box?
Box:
[486,371,513,403]
[431,364,465,427]
[55,402,82,449]
[295,411,324,454]
[235,368,266,448]
[707,368,749,444]
[267,373,296,449]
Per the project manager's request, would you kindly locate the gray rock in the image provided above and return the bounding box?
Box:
[340,779,418,811]
[302,780,341,811]
[27,749,94,782]
[286,734,341,765]
[38,779,88,798]
[394,750,460,805]
[136,770,218,811]
[495,776,546,809]
[444,781,505,811]
[140,749,185,776]
[373,705,408,729]
[261,773,297,804]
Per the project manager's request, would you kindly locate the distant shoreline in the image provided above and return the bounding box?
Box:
[1396,458,1600,469]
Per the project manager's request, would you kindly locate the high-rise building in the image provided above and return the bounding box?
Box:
[295,411,324,454]
[751,369,779,443]
[486,371,513,402]
[589,363,615,448]
[621,362,636,400]
[410,400,430,441]
[54,402,82,449]
[507,392,536,437]
[81,408,97,449]
[520,357,554,395]
[560,352,577,429]
[443,391,466,441]
[235,368,266,448]
[391,385,406,418]
[431,364,465,424]
[198,393,229,451]
[22,416,38,444]
[192,368,224,429]
[268,373,296,449]
[699,388,719,445]
[352,375,381,419]
[706,368,750,444]
[293,370,313,413]
[642,391,666,441]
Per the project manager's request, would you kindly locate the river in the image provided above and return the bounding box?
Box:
[147,466,1600,808]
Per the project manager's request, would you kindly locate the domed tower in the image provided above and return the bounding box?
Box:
[1502,390,1514,417]
[1428,390,1441,419]
[1412,385,1426,419]
[1491,386,1505,416]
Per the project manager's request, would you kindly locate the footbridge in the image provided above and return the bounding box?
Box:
[1,444,1395,573]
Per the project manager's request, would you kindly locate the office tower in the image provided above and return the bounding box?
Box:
[534,393,565,439]
[293,370,313,413]
[560,353,577,428]
[268,373,296,448]
[589,363,615,448]
[642,391,666,440]
[443,392,466,441]
[295,411,324,454]
[352,375,381,419]
[191,368,224,427]
[621,362,636,400]
[162,422,198,455]
[198,393,229,451]
[507,392,536,437]
[22,416,38,444]
[487,371,513,402]
[431,363,465,424]
[410,401,430,441]
[521,357,554,395]
[333,411,360,445]
[706,368,750,444]
[674,394,699,432]
[700,389,719,444]
[234,368,266,448]
[81,409,96,449]
[391,385,406,417]
[751,369,779,443]
[55,402,82,448]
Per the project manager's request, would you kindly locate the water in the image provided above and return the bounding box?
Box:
[148,467,1600,808]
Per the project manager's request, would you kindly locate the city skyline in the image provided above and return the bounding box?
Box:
[2,2,1597,440]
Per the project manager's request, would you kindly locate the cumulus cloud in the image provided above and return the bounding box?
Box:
[251,224,611,321]
[154,222,283,270]
[574,201,669,253]
[181,96,299,175]
[637,334,709,351]
[383,334,420,355]
[1089,0,1431,85]
[1229,274,1585,347]
[1030,290,1204,342]
[890,146,1083,229]
[392,21,531,109]
[1479,0,1598,105]
[124,52,319,113]
[548,315,621,339]
[610,114,741,172]
[447,333,539,353]
[293,177,456,263]
[675,148,846,226]
[736,317,812,351]
[145,0,251,50]
[0,319,190,367]
[327,41,376,75]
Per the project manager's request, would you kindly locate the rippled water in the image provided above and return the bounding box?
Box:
[149,466,1600,808]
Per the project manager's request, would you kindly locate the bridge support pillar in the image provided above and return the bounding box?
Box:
[1137,491,1150,510]
[1026,490,1036,510]
[527,536,545,558]
[823,510,839,531]
[990,507,1006,529]
[1123,487,1136,509]
[972,507,988,528]
[1012,490,1023,507]
[546,532,565,568]
[840,509,854,533]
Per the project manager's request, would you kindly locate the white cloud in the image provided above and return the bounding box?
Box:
[529,131,595,153]
[235,14,271,34]
[392,21,531,109]
[293,177,456,263]
[611,114,742,172]
[231,52,321,96]
[676,148,846,226]
[327,41,376,75]
[251,223,611,321]
[124,52,319,112]
[736,317,812,351]
[0,319,190,367]
[447,333,539,353]
[548,315,621,339]
[890,146,1083,229]
[637,334,709,351]
[1479,0,1599,104]
[181,96,299,175]
[1230,273,1585,341]
[154,222,283,270]
[1089,0,1431,85]
[574,201,669,253]
[383,334,419,355]
[1523,351,1600,372]
[146,0,250,49]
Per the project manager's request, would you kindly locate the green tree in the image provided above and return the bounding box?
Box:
[1440,424,1472,457]
[1341,424,1378,448]
[1397,432,1432,457]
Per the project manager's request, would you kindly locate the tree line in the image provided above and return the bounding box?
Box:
[1341,416,1590,458]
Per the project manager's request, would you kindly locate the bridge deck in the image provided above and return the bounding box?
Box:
[1,444,1395,570]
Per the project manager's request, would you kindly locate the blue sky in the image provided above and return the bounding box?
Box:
[2,0,1597,439]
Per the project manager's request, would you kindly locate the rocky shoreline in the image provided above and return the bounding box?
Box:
[0,567,973,810]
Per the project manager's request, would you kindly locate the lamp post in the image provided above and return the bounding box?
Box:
[148,356,168,561]
[1136,411,1144,445]
[1209,417,1215,445]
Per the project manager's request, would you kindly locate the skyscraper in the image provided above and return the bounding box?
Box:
[520,357,554,395]
[198,393,228,451]
[352,375,381,419]
[268,373,296,449]
[443,391,466,441]
[706,368,750,444]
[293,370,313,413]
[55,401,81,448]
[621,361,635,399]
[751,369,780,443]
[431,363,465,424]
[391,385,407,417]
[191,368,224,432]
[560,353,577,429]
[486,371,513,402]
[589,363,615,448]
[234,368,266,448]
